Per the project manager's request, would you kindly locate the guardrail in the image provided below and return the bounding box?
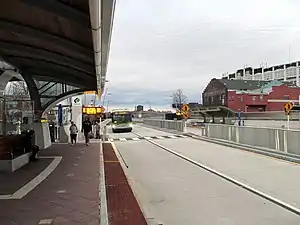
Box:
[203,124,300,156]
[100,119,111,141]
[143,119,185,132]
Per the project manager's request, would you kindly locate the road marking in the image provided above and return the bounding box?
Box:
[99,136,109,225]
[67,173,74,177]
[56,189,67,194]
[178,134,186,138]
[119,138,127,142]
[73,163,78,166]
[191,135,300,167]
[39,219,53,224]
[132,137,140,141]
[0,156,63,200]
[144,136,153,140]
[146,139,300,216]
[168,135,178,139]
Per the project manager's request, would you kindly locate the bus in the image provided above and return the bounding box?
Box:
[111,109,133,133]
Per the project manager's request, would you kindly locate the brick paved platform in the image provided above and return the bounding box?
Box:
[103,142,147,225]
[0,143,100,225]
[0,158,52,195]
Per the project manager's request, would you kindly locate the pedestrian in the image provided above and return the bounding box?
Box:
[69,121,78,145]
[81,116,92,146]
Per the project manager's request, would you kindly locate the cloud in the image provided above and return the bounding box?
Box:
[106,0,300,106]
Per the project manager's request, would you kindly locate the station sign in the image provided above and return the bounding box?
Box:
[72,96,82,106]
[84,91,97,95]
[82,106,103,115]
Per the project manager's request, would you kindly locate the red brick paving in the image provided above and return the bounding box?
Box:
[0,158,52,195]
[0,143,99,225]
[103,142,148,225]
[0,141,148,225]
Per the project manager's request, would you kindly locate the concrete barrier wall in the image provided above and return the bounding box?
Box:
[143,119,185,132]
[204,124,300,156]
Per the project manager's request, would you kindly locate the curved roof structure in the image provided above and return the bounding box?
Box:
[0,0,115,92]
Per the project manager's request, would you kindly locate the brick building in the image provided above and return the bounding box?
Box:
[202,78,300,112]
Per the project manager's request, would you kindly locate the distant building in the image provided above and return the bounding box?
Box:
[221,61,300,86]
[136,105,143,111]
[188,102,202,109]
[202,78,300,112]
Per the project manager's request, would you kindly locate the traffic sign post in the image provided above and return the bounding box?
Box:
[284,102,293,129]
[181,104,190,119]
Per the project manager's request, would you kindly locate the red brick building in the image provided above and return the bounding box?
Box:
[202,78,300,112]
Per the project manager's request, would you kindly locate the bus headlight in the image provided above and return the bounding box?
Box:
[129,123,133,127]
[112,124,116,128]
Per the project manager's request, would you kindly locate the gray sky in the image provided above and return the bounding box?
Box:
[105,0,300,108]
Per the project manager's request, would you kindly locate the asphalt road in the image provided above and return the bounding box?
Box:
[107,124,300,225]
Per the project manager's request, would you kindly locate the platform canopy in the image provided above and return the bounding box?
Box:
[0,0,115,114]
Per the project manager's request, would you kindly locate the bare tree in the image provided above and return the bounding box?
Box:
[172,89,188,110]
[6,81,29,97]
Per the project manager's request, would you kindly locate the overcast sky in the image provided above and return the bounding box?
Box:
[104,0,300,109]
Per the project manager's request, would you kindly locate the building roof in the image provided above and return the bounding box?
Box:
[217,79,270,90]
[216,79,296,94]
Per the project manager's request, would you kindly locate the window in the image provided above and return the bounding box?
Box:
[252,96,256,101]
[284,95,290,100]
[260,95,263,100]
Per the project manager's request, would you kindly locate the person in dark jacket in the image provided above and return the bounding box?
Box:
[81,117,92,146]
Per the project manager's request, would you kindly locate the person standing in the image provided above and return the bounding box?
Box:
[81,117,92,146]
[69,121,78,145]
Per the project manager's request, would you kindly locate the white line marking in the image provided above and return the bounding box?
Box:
[7,156,62,199]
[99,135,109,225]
[39,219,53,224]
[168,135,178,139]
[156,136,164,139]
[67,173,74,177]
[144,136,153,140]
[56,189,66,194]
[74,164,78,166]
[132,137,140,141]
[119,138,127,142]
[147,139,300,216]
[0,195,12,200]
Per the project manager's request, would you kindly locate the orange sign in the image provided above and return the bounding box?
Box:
[181,104,190,112]
[82,107,103,115]
[84,91,97,95]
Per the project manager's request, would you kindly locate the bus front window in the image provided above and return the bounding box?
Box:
[112,114,132,123]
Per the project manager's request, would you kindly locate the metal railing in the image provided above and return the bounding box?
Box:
[143,119,185,132]
[100,119,111,141]
[203,124,300,156]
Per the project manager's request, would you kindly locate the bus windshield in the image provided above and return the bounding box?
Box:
[112,113,132,123]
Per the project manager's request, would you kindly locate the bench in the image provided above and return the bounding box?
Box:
[0,135,33,172]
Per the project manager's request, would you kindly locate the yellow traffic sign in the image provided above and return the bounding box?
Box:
[284,102,293,115]
[182,104,190,112]
[182,111,188,119]
[284,102,293,111]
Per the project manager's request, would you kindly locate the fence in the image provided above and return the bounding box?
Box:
[143,119,185,132]
[203,124,300,156]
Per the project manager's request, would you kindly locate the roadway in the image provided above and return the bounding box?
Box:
[107,124,300,225]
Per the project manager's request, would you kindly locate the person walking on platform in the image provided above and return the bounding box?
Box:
[69,121,78,145]
[81,117,92,146]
